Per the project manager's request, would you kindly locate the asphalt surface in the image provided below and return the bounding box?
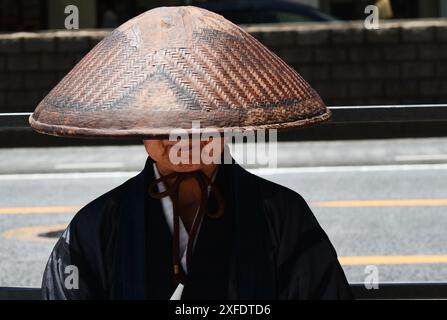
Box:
[1,138,447,288]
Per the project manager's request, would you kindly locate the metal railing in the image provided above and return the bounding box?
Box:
[328,104,447,123]
[2,104,447,128]
[1,105,447,147]
[2,282,447,300]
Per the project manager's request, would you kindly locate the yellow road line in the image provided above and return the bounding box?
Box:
[339,255,447,265]
[1,198,447,216]
[313,199,447,207]
[1,224,67,242]
[3,225,447,267]
[0,206,80,215]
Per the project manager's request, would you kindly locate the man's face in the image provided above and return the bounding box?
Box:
[143,137,225,173]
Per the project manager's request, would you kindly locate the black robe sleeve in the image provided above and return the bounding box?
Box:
[261,180,353,300]
[41,228,93,300]
[41,192,118,300]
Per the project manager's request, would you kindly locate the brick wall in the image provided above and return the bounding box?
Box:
[1,19,447,113]
[248,20,447,106]
[0,30,108,113]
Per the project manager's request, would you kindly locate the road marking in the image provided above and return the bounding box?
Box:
[395,154,447,162]
[54,162,124,170]
[339,255,447,265]
[0,206,80,215]
[314,199,447,207]
[0,171,136,180]
[3,224,447,267]
[251,163,447,175]
[1,163,447,181]
[2,197,447,215]
[1,224,66,242]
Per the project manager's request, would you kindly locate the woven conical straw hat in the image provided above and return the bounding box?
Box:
[29,6,330,138]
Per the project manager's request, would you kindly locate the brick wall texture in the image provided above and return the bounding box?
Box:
[1,19,447,112]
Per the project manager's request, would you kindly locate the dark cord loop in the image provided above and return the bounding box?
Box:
[148,168,224,285]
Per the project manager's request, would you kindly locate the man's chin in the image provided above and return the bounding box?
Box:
[169,163,206,173]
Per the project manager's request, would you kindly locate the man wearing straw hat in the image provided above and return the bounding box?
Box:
[30,6,352,300]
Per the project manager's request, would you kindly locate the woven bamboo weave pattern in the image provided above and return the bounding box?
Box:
[30,6,330,138]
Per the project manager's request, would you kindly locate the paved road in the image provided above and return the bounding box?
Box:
[1,138,447,287]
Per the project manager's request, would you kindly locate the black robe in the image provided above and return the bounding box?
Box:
[41,156,353,300]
